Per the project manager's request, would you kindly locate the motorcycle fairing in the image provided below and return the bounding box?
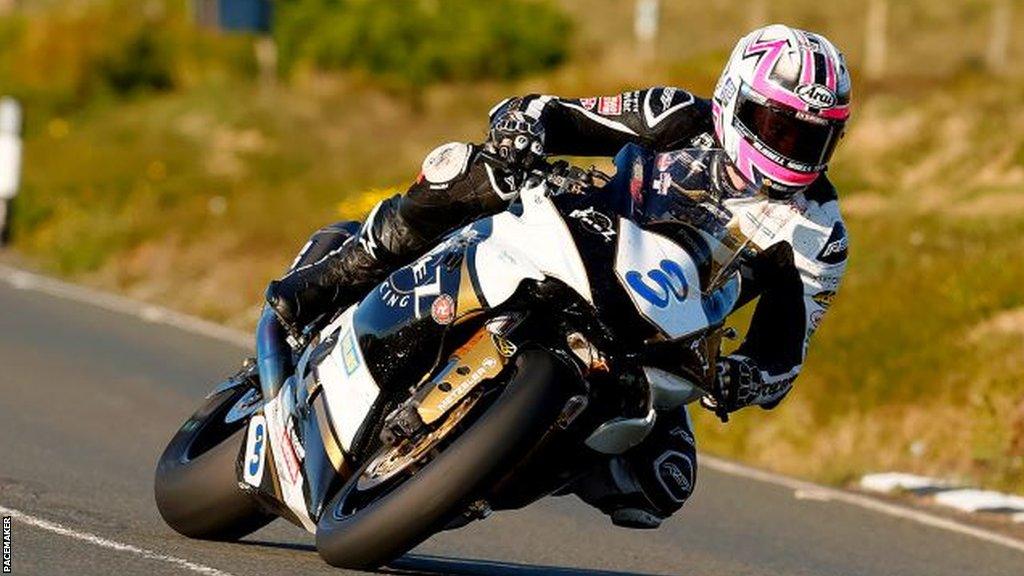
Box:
[351,225,489,390]
[247,224,499,530]
[471,183,594,309]
[249,304,388,533]
[315,307,380,453]
[613,218,710,340]
[262,393,318,531]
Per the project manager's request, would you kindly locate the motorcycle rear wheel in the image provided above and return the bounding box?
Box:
[154,384,274,540]
[316,349,572,570]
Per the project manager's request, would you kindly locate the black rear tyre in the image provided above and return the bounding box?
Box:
[316,349,572,570]
[154,385,274,540]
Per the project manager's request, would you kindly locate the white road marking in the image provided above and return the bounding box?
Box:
[0,264,250,348]
[0,504,238,576]
[793,488,833,501]
[933,489,1024,514]
[860,471,955,493]
[703,456,1024,554]
[4,263,1024,554]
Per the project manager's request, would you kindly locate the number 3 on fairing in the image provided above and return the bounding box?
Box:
[624,260,688,308]
[614,219,709,339]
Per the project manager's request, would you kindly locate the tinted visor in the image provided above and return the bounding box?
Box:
[735,92,843,170]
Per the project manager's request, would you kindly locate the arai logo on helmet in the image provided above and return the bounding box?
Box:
[796,84,837,109]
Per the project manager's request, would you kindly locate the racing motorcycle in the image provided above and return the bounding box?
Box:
[154,145,753,570]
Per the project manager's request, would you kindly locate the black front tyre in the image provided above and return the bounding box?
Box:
[316,349,572,570]
[154,385,274,540]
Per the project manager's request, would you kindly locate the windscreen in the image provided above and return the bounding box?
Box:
[645,148,797,297]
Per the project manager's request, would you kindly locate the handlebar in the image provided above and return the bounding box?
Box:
[475,149,609,198]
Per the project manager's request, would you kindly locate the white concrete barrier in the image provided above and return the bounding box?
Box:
[0,97,22,242]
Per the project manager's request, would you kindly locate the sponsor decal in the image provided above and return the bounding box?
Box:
[716,77,737,104]
[569,207,616,242]
[286,419,306,460]
[378,283,412,308]
[413,267,442,319]
[816,221,848,264]
[386,255,448,319]
[819,274,842,290]
[661,461,691,494]
[340,330,360,375]
[657,171,673,196]
[274,418,305,485]
[270,414,302,484]
[598,95,623,115]
[645,87,695,127]
[689,132,715,150]
[796,83,837,109]
[668,426,695,447]
[243,415,267,487]
[809,309,825,331]
[579,97,597,110]
[436,357,499,413]
[655,451,695,503]
[622,90,641,113]
[431,294,456,325]
[660,87,677,110]
[690,338,710,373]
[629,157,645,206]
[812,290,836,308]
[491,334,518,357]
[422,142,470,183]
[655,149,690,173]
[625,259,689,309]
[411,254,435,284]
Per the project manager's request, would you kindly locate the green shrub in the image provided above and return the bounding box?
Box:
[275,0,572,88]
[94,23,176,95]
[0,1,258,112]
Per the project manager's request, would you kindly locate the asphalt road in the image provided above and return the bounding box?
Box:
[1,271,1022,576]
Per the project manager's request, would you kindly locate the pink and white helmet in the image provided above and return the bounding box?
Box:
[712,24,851,198]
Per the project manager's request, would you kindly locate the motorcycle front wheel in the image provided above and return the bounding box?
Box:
[154,383,274,540]
[315,349,573,570]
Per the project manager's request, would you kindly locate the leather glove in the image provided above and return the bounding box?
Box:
[700,355,764,423]
[486,110,545,171]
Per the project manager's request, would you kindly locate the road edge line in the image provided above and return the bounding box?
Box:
[0,263,250,348]
[702,455,1024,554]
[4,262,1024,554]
[0,504,239,576]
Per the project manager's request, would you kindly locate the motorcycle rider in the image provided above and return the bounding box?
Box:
[265,24,851,528]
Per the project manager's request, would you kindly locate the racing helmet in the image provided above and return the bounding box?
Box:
[712,24,851,198]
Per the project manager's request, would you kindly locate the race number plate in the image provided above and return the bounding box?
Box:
[614,219,709,339]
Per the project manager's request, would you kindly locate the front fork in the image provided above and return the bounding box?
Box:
[256,306,292,401]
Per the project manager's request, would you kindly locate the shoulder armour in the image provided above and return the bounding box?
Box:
[642,86,696,128]
[421,142,472,184]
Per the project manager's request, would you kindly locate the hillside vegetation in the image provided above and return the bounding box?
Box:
[2,0,1023,492]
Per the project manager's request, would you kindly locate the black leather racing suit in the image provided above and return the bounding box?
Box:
[270,87,849,526]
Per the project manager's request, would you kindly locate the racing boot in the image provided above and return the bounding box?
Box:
[572,457,667,529]
[264,240,379,332]
[265,196,426,332]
